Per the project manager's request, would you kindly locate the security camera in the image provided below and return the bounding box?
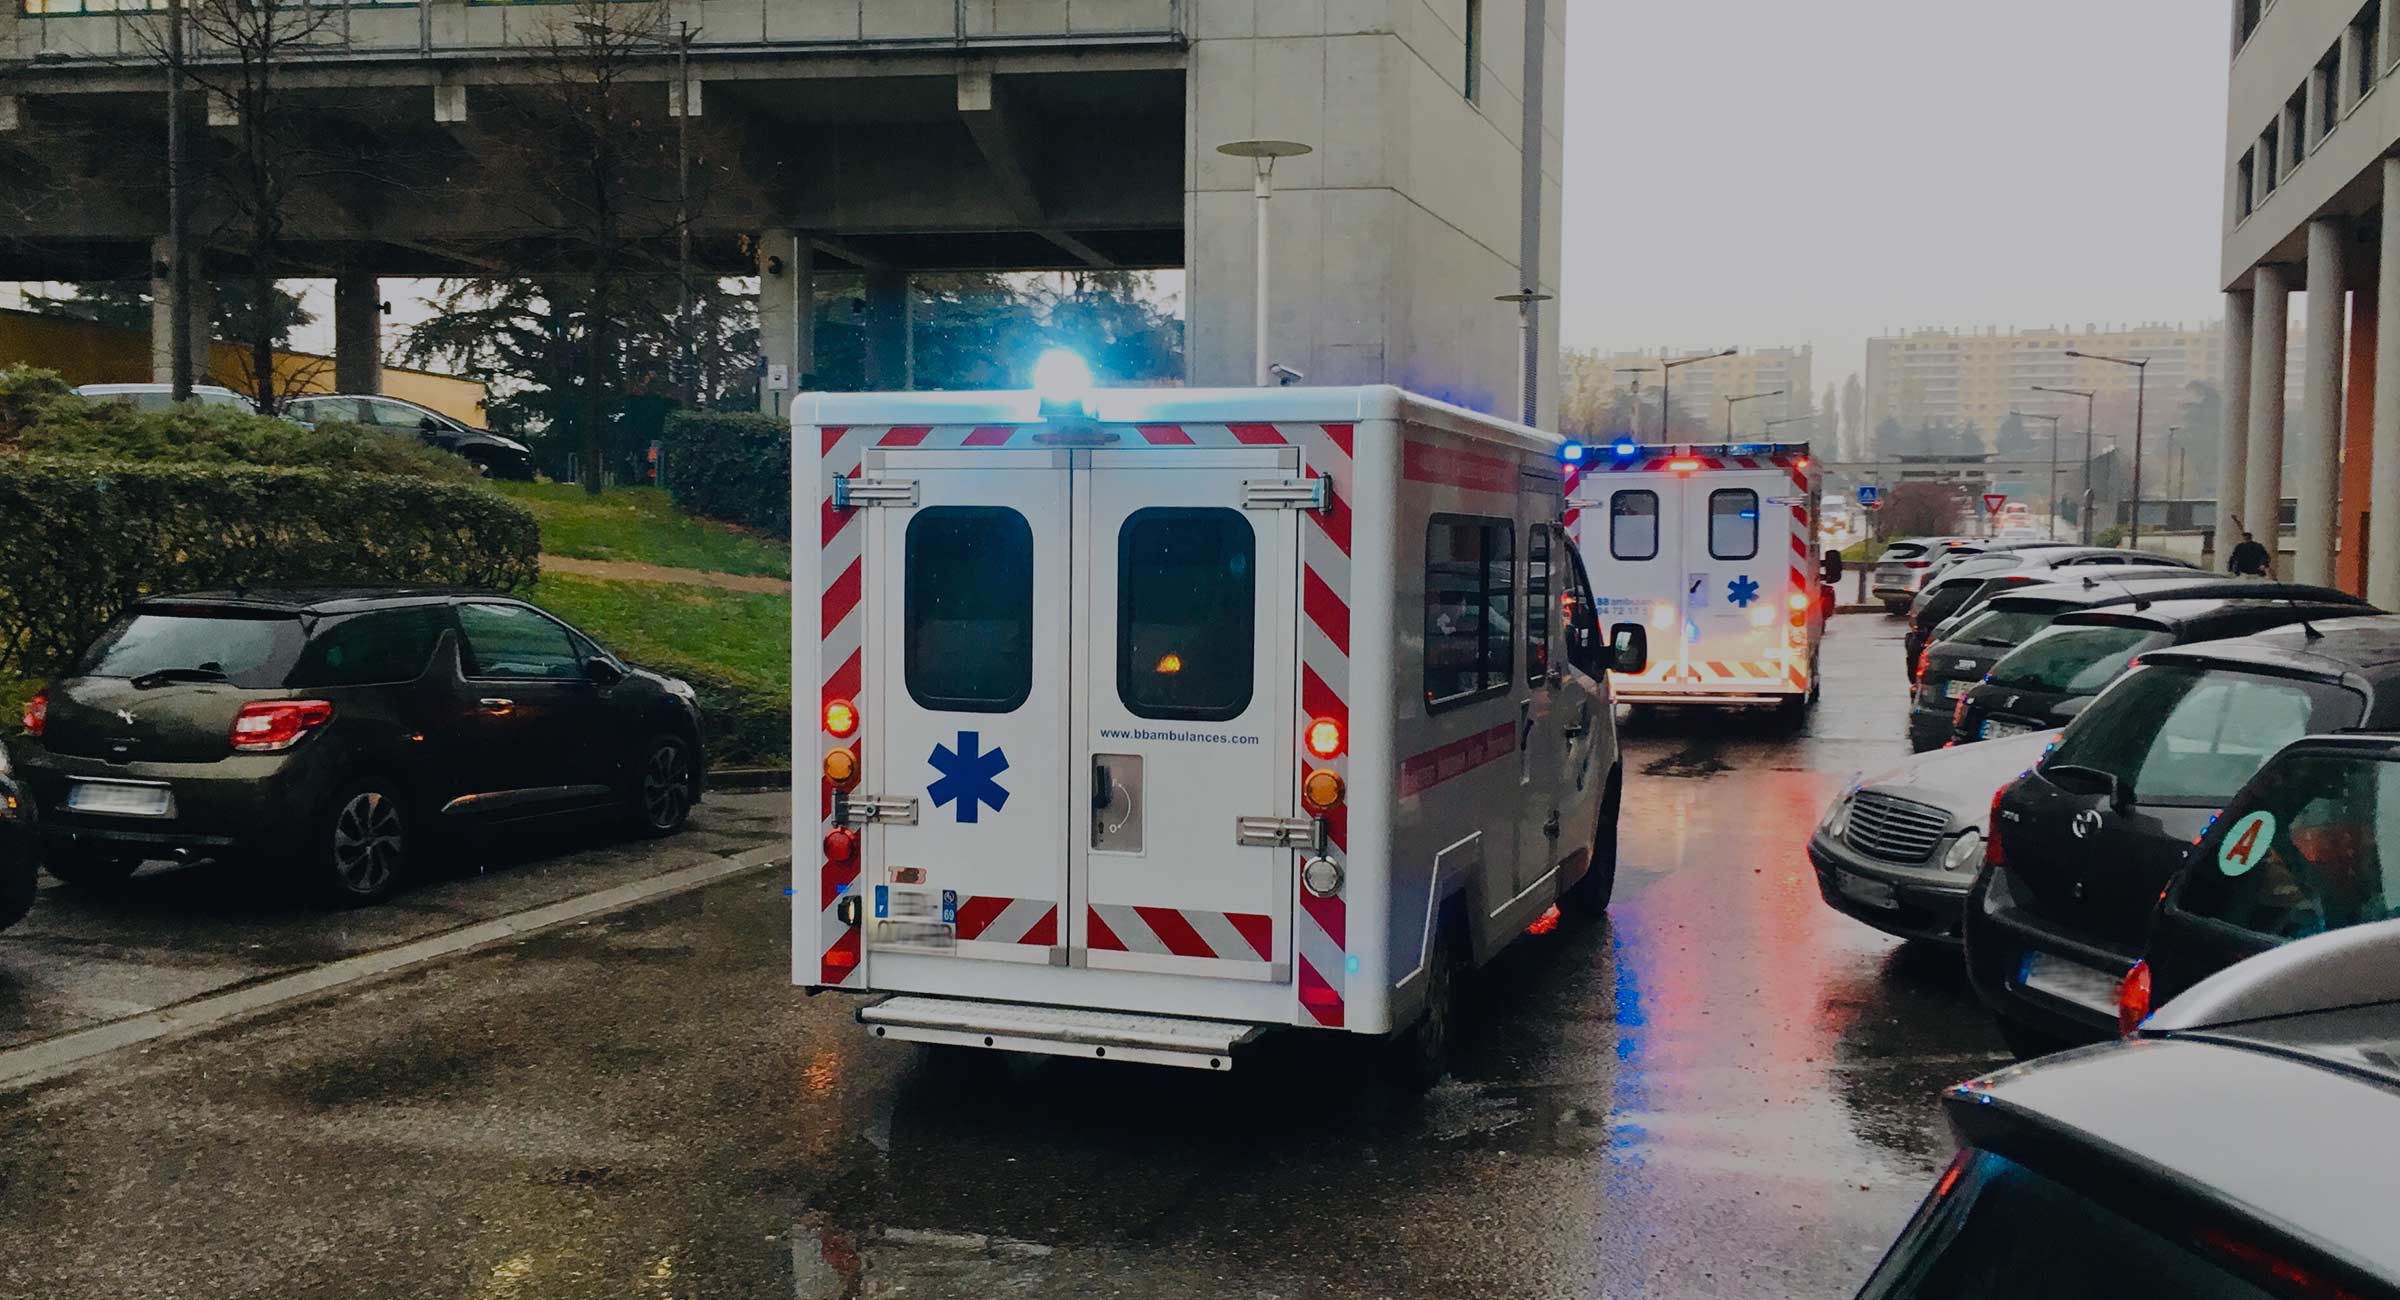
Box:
[1269,363,1305,386]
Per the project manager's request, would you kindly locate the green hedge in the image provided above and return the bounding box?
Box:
[660,411,791,540]
[660,660,789,768]
[0,460,540,678]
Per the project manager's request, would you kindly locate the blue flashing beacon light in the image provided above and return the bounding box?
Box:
[1612,438,1639,459]
[1032,348,1097,416]
[1559,441,1587,465]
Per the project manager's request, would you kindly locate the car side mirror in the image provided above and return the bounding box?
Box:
[1821,549,1845,584]
[583,657,625,686]
[1609,623,1649,676]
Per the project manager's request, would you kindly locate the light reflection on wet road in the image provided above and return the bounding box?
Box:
[0,618,2009,1299]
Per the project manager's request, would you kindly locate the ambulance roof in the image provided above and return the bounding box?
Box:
[795,385,1565,457]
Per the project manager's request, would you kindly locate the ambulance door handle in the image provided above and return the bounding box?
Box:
[1562,704,1592,740]
[1092,761,1113,810]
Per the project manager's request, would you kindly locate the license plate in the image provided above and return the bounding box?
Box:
[1945,679,1971,700]
[65,780,174,819]
[1982,719,2033,740]
[2017,951,2120,1014]
[873,920,956,951]
[1837,870,1899,911]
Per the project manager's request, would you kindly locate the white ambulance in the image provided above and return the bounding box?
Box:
[796,376,1650,1077]
[1564,441,1836,720]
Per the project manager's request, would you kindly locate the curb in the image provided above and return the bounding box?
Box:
[0,844,791,1094]
[1834,605,1895,616]
[711,766,794,792]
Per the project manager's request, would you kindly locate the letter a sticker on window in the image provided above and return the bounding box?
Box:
[2218,810,2277,877]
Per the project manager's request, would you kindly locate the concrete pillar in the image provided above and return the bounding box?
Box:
[147,235,211,385]
[2218,288,2254,568]
[863,267,911,391]
[333,272,382,395]
[2297,221,2349,586]
[2245,264,2292,561]
[756,232,813,422]
[2373,159,2400,609]
[2340,277,2377,595]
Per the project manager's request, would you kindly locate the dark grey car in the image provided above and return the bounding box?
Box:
[286,394,534,480]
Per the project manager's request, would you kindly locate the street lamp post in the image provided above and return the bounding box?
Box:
[164,0,193,401]
[675,20,699,404]
[1763,415,1812,435]
[2166,424,2187,506]
[2066,351,2151,547]
[1218,139,1314,387]
[1614,367,1656,438]
[1725,389,1785,440]
[2010,410,2064,538]
[2032,384,2098,543]
[1495,290,1555,426]
[1661,348,1736,442]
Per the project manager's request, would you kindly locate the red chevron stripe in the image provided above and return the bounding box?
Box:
[1228,423,1289,445]
[823,558,861,631]
[1322,422,1354,456]
[1135,906,1215,959]
[962,425,1016,446]
[1297,955,1345,1026]
[1301,663,1348,726]
[1139,424,1195,445]
[819,426,850,456]
[953,895,1010,941]
[1307,469,1353,555]
[1303,567,1351,655]
[877,426,931,447]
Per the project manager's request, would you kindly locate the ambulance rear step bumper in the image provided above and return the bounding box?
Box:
[857,995,1266,1071]
[1618,690,1797,706]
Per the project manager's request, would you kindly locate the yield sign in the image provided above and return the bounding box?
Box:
[1982,493,2009,515]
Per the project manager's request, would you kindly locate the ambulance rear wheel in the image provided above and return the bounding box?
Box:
[1390,927,1459,1090]
[1560,766,1622,918]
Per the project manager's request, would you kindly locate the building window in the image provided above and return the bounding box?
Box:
[2237,0,2264,51]
[2261,122,2280,195]
[2287,87,2309,167]
[1464,0,1483,102]
[2359,0,2384,99]
[2320,45,2344,137]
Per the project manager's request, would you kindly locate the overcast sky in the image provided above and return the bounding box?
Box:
[1561,0,2232,386]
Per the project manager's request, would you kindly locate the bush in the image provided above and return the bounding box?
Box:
[669,662,789,768]
[660,411,791,540]
[0,460,539,677]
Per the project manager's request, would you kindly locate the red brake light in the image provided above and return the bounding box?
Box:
[21,689,46,737]
[2117,960,2153,1037]
[1667,458,1701,473]
[823,698,859,739]
[1905,559,1931,569]
[1953,694,1971,727]
[1985,786,2009,868]
[1304,717,1344,759]
[1915,645,1933,680]
[2195,1226,2366,1300]
[230,699,334,753]
[823,828,858,864]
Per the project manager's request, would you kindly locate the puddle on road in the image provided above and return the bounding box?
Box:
[1640,746,1733,779]
[1419,1078,1610,1154]
[790,1219,1062,1300]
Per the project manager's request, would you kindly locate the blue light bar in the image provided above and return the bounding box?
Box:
[1560,441,1587,464]
[1612,438,1639,458]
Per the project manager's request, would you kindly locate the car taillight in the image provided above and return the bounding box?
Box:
[2117,960,2153,1037]
[21,689,46,737]
[1304,716,1344,759]
[1915,645,1933,680]
[230,699,334,752]
[1985,787,2009,868]
[1905,559,1931,569]
[823,698,859,739]
[1953,694,1971,727]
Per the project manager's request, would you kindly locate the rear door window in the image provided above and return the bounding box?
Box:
[1611,490,1660,560]
[2182,752,2400,940]
[1425,515,1515,709]
[458,603,584,681]
[1708,489,1759,560]
[76,609,305,688]
[2046,664,2364,806]
[288,606,449,687]
[1948,605,2062,650]
[1989,624,2171,694]
[905,506,1034,713]
[1118,507,1255,721]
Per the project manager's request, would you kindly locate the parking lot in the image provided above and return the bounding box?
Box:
[0,616,2016,1299]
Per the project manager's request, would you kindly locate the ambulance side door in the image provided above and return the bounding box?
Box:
[1515,515,1573,895]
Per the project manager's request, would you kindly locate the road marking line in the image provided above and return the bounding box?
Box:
[0,844,790,1093]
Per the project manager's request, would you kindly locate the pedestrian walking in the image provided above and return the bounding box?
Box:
[2229,530,2273,578]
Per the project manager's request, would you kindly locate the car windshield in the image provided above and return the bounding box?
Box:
[75,609,307,689]
[1858,1151,2275,1300]
[1987,623,2170,693]
[2045,664,2366,806]
[1946,605,2060,650]
[2180,751,2400,941]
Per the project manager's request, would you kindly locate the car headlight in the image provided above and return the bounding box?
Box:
[1820,786,1858,839]
[663,677,696,702]
[0,739,12,778]
[1942,829,1984,872]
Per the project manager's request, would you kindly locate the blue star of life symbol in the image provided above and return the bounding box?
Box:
[1727,575,1762,608]
[928,730,1010,824]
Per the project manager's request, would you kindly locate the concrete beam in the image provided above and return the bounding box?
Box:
[956,69,1115,269]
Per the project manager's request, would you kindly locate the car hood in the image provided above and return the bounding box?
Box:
[1856,729,2060,828]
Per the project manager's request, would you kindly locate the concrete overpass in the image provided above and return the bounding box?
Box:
[0,0,1566,423]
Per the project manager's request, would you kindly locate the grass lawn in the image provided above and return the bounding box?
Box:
[529,573,790,690]
[494,481,790,580]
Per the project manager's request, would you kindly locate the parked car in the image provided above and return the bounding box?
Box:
[1909,579,2370,752]
[73,382,252,413]
[1812,728,2060,945]
[1965,615,2400,1055]
[1950,596,2368,747]
[1855,919,2400,1300]
[283,394,534,480]
[0,739,36,933]
[1871,536,1985,613]
[13,589,704,905]
[1902,548,2194,683]
[2134,731,2400,1023]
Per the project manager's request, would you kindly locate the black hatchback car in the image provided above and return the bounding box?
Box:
[1856,919,2400,1300]
[13,589,704,904]
[0,738,35,932]
[1949,596,2370,748]
[1966,615,2400,1054]
[1902,548,2192,685]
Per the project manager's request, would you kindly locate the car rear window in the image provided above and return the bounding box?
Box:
[1988,624,2170,693]
[1884,542,1929,562]
[1611,490,1660,561]
[905,507,1035,714]
[2180,752,2400,940]
[287,606,449,688]
[1118,508,1255,722]
[2045,664,2365,806]
[1947,605,2061,650]
[1858,1151,2275,1300]
[1708,489,1758,560]
[76,609,305,689]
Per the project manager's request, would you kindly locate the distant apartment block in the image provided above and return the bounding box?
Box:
[1578,345,1816,439]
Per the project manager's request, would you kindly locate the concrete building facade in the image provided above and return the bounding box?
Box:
[0,0,1566,426]
[1577,345,1815,439]
[2221,0,2400,601]
[1861,323,2294,441]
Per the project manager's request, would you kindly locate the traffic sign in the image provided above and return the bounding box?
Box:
[1982,493,2009,516]
[1855,485,1880,508]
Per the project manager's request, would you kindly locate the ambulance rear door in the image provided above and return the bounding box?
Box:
[1577,471,1681,679]
[1676,469,1785,686]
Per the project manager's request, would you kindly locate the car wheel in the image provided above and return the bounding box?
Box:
[631,734,696,838]
[1389,924,1460,1090]
[41,844,141,889]
[314,781,411,906]
[1560,766,1622,918]
[1774,691,1813,732]
[0,859,36,931]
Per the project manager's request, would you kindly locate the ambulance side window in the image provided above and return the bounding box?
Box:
[904,507,1034,713]
[1424,515,1515,711]
[1564,540,1608,680]
[1118,507,1256,722]
[1710,489,1760,560]
[1527,524,1552,685]
[1611,490,1660,561]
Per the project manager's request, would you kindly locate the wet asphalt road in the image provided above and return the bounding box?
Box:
[0,617,2009,1299]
